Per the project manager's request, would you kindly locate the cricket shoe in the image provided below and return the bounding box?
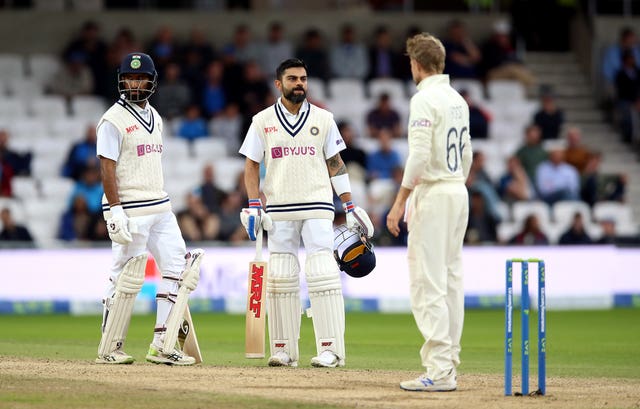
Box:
[268,351,298,367]
[400,370,457,392]
[95,349,134,364]
[145,343,196,366]
[310,351,344,368]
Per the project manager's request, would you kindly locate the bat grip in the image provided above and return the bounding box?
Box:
[255,224,263,261]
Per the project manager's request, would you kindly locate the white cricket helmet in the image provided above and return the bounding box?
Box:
[333,224,376,278]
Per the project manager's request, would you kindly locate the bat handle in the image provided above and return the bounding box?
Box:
[255,224,263,261]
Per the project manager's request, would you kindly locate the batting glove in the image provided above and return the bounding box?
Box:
[344,201,374,238]
[106,205,133,245]
[240,199,273,241]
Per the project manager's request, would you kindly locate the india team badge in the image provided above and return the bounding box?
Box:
[130,56,141,69]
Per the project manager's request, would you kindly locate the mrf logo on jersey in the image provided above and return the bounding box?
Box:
[137,144,163,156]
[271,146,316,159]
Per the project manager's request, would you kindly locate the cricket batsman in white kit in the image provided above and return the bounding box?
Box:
[95,52,203,365]
[387,34,472,391]
[239,58,374,368]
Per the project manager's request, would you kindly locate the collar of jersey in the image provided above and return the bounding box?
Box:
[274,98,310,137]
[117,96,154,134]
[417,74,450,91]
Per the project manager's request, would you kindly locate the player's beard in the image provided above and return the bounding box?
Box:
[283,86,306,104]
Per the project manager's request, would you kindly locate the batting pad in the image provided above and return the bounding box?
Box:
[306,251,345,361]
[98,254,147,357]
[163,249,204,353]
[267,253,301,362]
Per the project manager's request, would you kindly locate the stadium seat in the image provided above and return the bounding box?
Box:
[451,78,485,102]
[368,78,407,101]
[496,221,520,243]
[512,200,551,226]
[213,157,245,192]
[486,79,526,101]
[40,177,75,201]
[552,200,593,230]
[192,137,228,159]
[162,137,192,161]
[495,201,511,223]
[27,53,61,86]
[368,178,396,216]
[4,78,44,101]
[49,117,92,139]
[6,119,48,141]
[70,95,106,122]
[11,176,39,200]
[29,96,68,119]
[306,77,327,103]
[0,97,28,119]
[0,54,25,80]
[327,78,366,101]
[592,201,639,236]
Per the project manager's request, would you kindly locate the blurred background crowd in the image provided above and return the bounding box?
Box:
[0,0,639,248]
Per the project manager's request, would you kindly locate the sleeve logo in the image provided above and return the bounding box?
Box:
[410,118,432,128]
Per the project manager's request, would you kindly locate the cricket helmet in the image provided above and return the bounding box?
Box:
[333,224,376,278]
[117,52,158,102]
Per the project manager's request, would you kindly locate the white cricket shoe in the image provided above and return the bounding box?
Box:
[310,350,344,368]
[268,351,298,367]
[400,370,457,392]
[145,342,196,366]
[95,349,134,364]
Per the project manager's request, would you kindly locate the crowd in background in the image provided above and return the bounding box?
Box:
[0,18,638,247]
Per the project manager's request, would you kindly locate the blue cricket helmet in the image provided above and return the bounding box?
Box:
[333,224,376,278]
[117,52,158,102]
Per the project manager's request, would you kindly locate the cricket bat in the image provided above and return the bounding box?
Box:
[178,305,203,364]
[245,225,268,358]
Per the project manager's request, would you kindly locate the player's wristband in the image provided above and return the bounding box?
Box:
[331,174,351,196]
[342,201,355,213]
[248,199,262,208]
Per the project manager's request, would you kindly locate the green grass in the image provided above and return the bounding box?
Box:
[1,309,638,378]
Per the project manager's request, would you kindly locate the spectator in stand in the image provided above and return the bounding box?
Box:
[258,22,294,79]
[366,93,402,139]
[596,219,617,244]
[180,28,216,72]
[295,28,330,80]
[465,189,498,244]
[460,89,490,139]
[68,164,104,215]
[466,151,502,221]
[62,124,98,181]
[216,190,246,242]
[104,27,141,100]
[515,124,548,184]
[152,62,191,120]
[497,156,535,203]
[238,61,273,135]
[210,103,243,154]
[601,27,640,92]
[366,128,402,181]
[330,24,369,80]
[176,192,219,242]
[177,104,209,142]
[563,126,592,174]
[533,90,565,140]
[146,26,178,76]
[63,20,108,96]
[367,25,402,80]
[195,163,227,215]
[443,19,482,79]
[580,151,627,207]
[337,121,367,182]
[201,59,227,119]
[535,144,580,206]
[558,212,592,245]
[479,20,536,88]
[615,50,640,143]
[223,24,261,64]
[0,207,33,243]
[58,195,105,241]
[0,158,12,197]
[508,214,549,245]
[48,52,95,101]
[0,130,30,177]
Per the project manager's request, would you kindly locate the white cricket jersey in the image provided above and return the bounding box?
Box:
[96,97,170,218]
[239,98,346,221]
[401,74,473,189]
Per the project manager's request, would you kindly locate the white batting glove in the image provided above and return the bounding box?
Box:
[239,199,273,241]
[106,205,133,245]
[344,201,374,238]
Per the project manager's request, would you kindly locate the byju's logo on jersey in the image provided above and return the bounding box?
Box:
[137,144,163,156]
[270,146,316,159]
[410,118,432,128]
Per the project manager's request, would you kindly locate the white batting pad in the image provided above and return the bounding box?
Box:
[163,249,204,353]
[305,251,345,362]
[267,253,301,362]
[98,253,147,357]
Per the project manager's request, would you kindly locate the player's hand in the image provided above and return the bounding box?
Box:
[386,202,405,238]
[106,205,133,245]
[240,199,273,241]
[343,201,374,238]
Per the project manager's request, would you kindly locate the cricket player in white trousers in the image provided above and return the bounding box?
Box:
[95,52,203,365]
[239,58,373,368]
[387,34,472,391]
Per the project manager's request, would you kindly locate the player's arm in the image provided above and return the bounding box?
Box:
[239,124,271,240]
[244,158,261,202]
[99,156,120,206]
[326,153,351,203]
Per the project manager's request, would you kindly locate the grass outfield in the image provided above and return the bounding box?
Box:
[1,309,638,379]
